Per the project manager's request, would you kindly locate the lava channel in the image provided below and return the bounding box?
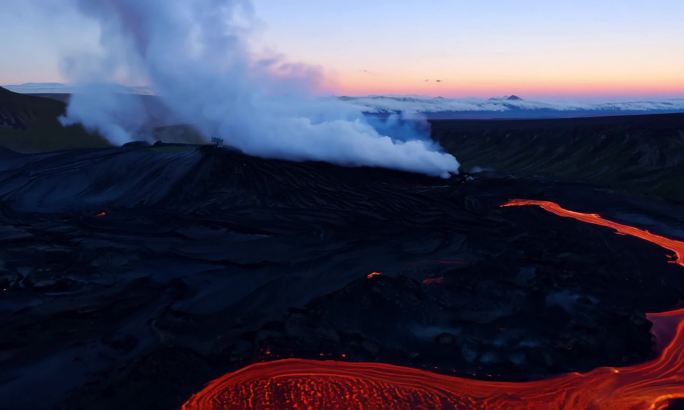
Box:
[501,199,684,267]
[183,200,684,410]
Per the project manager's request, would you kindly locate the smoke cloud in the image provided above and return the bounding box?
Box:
[53,0,459,177]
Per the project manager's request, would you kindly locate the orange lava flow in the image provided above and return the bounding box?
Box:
[182,199,684,410]
[182,307,684,410]
[501,199,684,267]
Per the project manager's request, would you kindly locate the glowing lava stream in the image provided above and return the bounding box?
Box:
[183,200,684,410]
[501,199,684,267]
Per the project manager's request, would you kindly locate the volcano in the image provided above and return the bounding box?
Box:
[1,110,684,409]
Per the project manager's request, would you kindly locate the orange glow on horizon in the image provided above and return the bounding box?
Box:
[331,80,684,98]
[326,71,684,98]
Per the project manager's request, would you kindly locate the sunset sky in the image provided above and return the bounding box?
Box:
[2,0,684,99]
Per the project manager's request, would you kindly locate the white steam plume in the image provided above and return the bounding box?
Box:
[58,0,459,177]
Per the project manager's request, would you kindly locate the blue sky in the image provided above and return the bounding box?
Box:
[2,0,684,98]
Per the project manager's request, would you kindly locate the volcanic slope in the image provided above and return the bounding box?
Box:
[0,145,684,409]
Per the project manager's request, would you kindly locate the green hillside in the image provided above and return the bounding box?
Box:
[0,87,110,152]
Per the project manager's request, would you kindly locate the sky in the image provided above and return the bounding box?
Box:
[1,0,684,99]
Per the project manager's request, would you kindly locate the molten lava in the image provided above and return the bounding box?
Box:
[501,199,684,267]
[366,271,382,279]
[183,199,684,410]
[182,307,684,410]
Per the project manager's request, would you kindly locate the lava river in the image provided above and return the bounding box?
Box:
[501,199,684,267]
[182,199,684,410]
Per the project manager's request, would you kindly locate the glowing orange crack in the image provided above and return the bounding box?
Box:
[366,271,382,279]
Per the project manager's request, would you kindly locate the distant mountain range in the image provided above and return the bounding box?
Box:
[5,83,684,119]
[340,95,684,119]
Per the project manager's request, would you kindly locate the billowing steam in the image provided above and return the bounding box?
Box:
[58,0,459,177]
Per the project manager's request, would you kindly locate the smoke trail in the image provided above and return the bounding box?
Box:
[58,0,459,177]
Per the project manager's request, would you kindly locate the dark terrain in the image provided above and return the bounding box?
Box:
[0,88,201,152]
[1,91,684,409]
[0,88,108,152]
[432,114,684,202]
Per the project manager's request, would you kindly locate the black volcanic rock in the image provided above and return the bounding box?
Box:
[0,141,682,409]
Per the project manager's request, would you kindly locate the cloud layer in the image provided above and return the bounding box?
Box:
[343,95,684,117]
